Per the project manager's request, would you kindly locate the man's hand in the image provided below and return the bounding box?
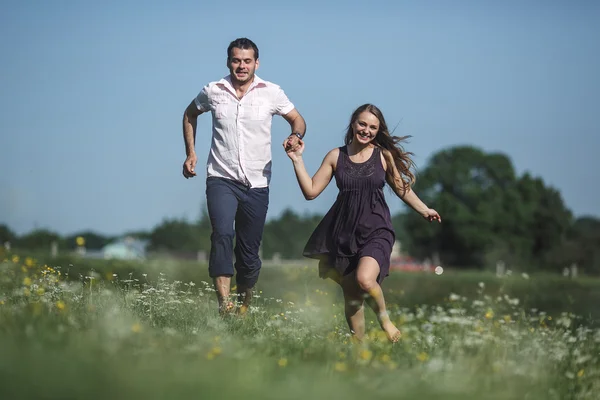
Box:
[183,154,198,179]
[283,134,301,152]
[285,139,305,162]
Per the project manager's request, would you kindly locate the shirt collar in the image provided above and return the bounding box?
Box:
[218,74,266,96]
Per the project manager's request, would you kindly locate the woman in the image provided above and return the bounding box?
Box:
[285,103,441,343]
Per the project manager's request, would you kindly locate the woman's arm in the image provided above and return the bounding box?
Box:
[382,150,441,222]
[287,141,338,200]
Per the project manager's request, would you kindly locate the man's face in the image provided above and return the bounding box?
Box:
[227,47,259,84]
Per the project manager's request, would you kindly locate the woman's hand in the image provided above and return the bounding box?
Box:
[285,139,305,162]
[422,208,442,223]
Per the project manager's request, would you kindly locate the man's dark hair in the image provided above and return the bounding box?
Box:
[227,38,259,61]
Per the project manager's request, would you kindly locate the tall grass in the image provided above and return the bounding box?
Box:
[1,252,598,399]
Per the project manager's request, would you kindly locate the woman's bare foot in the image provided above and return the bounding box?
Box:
[382,321,402,343]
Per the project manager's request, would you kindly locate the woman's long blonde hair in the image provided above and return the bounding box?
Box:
[344,103,416,192]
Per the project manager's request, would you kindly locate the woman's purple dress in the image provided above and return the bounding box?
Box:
[303,146,395,284]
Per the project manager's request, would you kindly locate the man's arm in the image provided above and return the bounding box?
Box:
[281,108,306,150]
[182,101,204,178]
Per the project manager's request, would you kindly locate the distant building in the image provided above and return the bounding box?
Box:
[100,236,148,260]
[390,255,436,273]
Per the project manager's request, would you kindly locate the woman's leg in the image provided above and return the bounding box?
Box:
[321,258,366,340]
[340,272,366,340]
[355,256,401,343]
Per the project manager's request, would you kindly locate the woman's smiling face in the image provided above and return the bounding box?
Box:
[352,111,380,144]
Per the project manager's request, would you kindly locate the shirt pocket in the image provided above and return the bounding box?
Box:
[214,103,229,119]
[246,102,272,121]
[211,95,232,119]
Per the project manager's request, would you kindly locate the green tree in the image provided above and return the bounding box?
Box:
[149,218,203,252]
[262,209,323,260]
[391,212,411,252]
[15,229,63,251]
[402,146,572,270]
[122,230,152,241]
[64,231,113,250]
[546,216,600,275]
[0,224,16,245]
[515,173,573,268]
[149,202,212,254]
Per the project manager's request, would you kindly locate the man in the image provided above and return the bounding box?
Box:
[182,38,306,315]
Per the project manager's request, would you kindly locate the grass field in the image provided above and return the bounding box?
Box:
[1,250,599,399]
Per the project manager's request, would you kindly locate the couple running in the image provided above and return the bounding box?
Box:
[182,38,441,343]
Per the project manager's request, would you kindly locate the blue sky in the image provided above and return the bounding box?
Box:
[1,0,599,236]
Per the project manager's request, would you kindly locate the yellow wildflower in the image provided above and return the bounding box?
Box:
[25,257,35,267]
[380,354,391,363]
[23,277,32,287]
[56,300,66,310]
[416,352,429,362]
[36,287,45,296]
[131,323,142,333]
[211,346,222,355]
[577,369,584,378]
[11,255,20,263]
[359,349,373,361]
[485,309,494,319]
[278,358,288,367]
[334,362,347,372]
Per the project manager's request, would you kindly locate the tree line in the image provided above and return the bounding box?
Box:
[2,145,598,275]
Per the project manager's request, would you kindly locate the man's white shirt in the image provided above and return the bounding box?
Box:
[194,74,295,188]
